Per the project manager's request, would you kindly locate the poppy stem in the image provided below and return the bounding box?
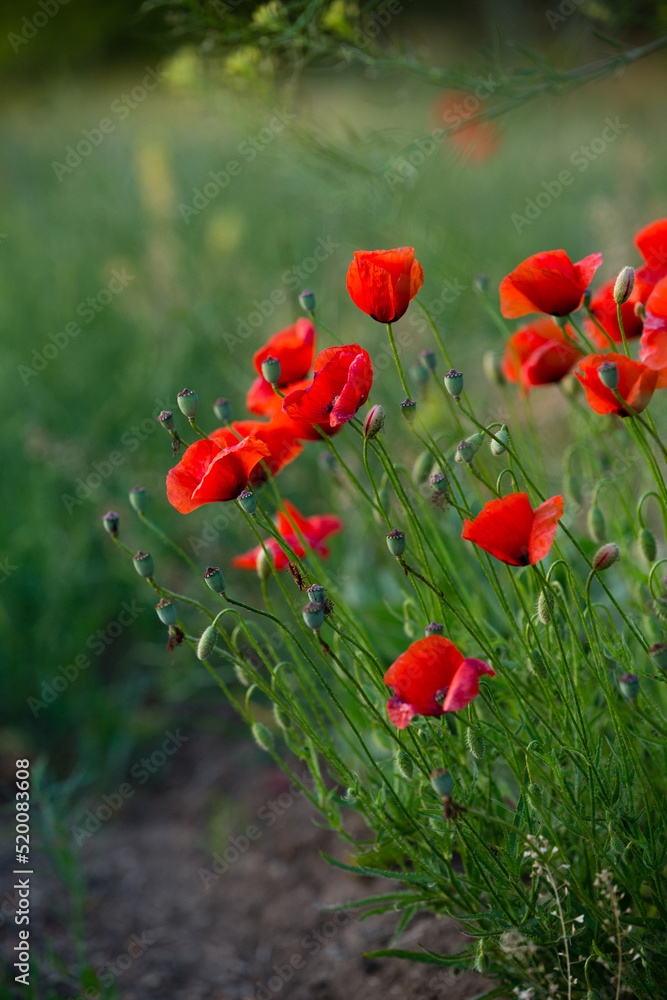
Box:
[616,303,631,356]
[613,391,667,465]
[565,313,596,354]
[584,305,616,349]
[188,418,212,441]
[386,322,411,398]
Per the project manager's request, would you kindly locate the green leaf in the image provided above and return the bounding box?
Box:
[362,947,470,965]
[321,853,435,886]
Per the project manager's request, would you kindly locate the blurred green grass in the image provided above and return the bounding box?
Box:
[3,52,667,787]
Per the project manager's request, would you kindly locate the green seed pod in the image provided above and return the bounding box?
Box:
[528,783,542,808]
[261,355,281,385]
[307,584,326,606]
[639,527,657,564]
[155,599,177,626]
[430,769,454,797]
[251,722,274,752]
[299,289,315,312]
[302,602,324,631]
[129,486,148,514]
[177,387,199,418]
[395,749,414,780]
[489,424,510,456]
[465,727,485,760]
[412,450,434,485]
[444,369,463,399]
[197,625,217,660]
[213,397,232,422]
[619,672,639,701]
[587,505,606,544]
[537,589,554,625]
[133,550,154,578]
[102,511,119,537]
[386,529,406,557]
[237,490,257,516]
[272,703,291,730]
[400,398,417,423]
[203,566,226,594]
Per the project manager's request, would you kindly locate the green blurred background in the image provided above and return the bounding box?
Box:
[2,3,667,984]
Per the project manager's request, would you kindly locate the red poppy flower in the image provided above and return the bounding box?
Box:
[575,352,659,417]
[501,317,581,391]
[462,493,563,567]
[639,276,667,379]
[433,91,500,162]
[227,417,304,484]
[584,279,643,347]
[635,218,667,301]
[384,635,495,729]
[346,248,424,323]
[247,319,316,412]
[282,344,373,429]
[500,249,603,318]
[166,433,270,514]
[232,499,343,571]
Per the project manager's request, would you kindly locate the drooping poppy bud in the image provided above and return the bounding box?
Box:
[639,527,657,563]
[412,450,434,485]
[465,727,485,760]
[177,388,199,418]
[133,551,154,578]
[587,505,606,543]
[251,722,275,751]
[395,749,414,779]
[363,403,385,440]
[129,486,148,514]
[155,599,177,626]
[537,589,553,625]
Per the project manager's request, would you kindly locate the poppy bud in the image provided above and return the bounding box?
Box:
[363,403,385,440]
[411,362,430,386]
[634,301,646,322]
[613,266,635,305]
[420,349,437,372]
[203,566,226,594]
[537,589,553,625]
[587,505,606,543]
[455,432,484,465]
[473,274,489,295]
[648,642,667,671]
[483,351,506,387]
[307,583,326,605]
[129,486,148,514]
[400,398,417,423]
[395,749,414,779]
[213,397,232,422]
[597,360,619,391]
[155,598,177,626]
[424,621,444,635]
[251,722,275,752]
[133,550,154,578]
[261,355,281,386]
[412,450,434,485]
[302,601,324,631]
[234,663,250,686]
[430,769,454,797]
[197,625,217,660]
[299,289,316,312]
[257,548,272,581]
[386,528,406,557]
[430,472,449,496]
[619,672,639,701]
[102,511,119,537]
[158,409,174,431]
[465,727,485,760]
[592,542,620,572]
[639,527,657,563]
[237,490,257,516]
[528,648,547,678]
[489,425,510,456]
[444,369,463,399]
[273,703,291,730]
[565,472,582,505]
[177,388,199,418]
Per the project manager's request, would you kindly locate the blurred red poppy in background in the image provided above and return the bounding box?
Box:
[462,493,563,566]
[575,353,659,417]
[634,218,667,301]
[584,279,643,347]
[500,249,602,318]
[639,276,667,374]
[346,248,423,323]
[282,344,373,429]
[384,635,495,729]
[502,317,581,391]
[232,499,343,571]
[166,433,270,514]
[432,90,500,162]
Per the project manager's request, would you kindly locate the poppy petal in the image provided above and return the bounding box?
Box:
[528,495,564,564]
[462,493,535,566]
[442,658,496,713]
[386,695,417,729]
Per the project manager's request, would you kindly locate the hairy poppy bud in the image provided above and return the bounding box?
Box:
[197,625,217,660]
[565,472,582,505]
[598,360,619,391]
[133,550,154,578]
[592,542,620,572]
[648,642,667,672]
[444,369,463,399]
[302,601,324,631]
[102,511,119,537]
[261,355,281,386]
[528,648,547,678]
[430,769,454,797]
[386,528,406,557]
[158,409,174,431]
[639,527,657,563]
[412,450,434,485]
[619,672,639,701]
[483,351,505,387]
[273,703,291,730]
[489,425,510,456]
[363,403,385,440]
[234,663,250,686]
[307,584,325,605]
[420,349,437,372]
[299,289,316,312]
[203,566,226,594]
[587,505,606,543]
[251,722,275,752]
[129,486,147,514]
[177,388,199,418]
[613,266,635,305]
[465,727,485,760]
[424,621,444,636]
[395,749,414,779]
[430,472,449,496]
[155,598,177,626]
[400,398,417,423]
[213,397,232,422]
[257,548,272,581]
[537,589,553,625]
[237,490,257,516]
